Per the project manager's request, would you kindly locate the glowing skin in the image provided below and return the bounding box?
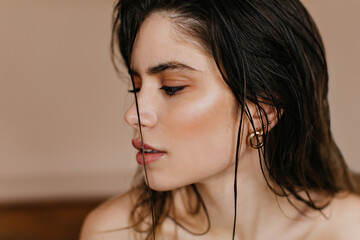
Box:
[125,13,245,191]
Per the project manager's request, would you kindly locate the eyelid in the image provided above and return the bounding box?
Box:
[127,85,187,96]
[159,85,186,96]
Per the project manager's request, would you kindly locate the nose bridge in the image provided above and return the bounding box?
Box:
[125,90,158,129]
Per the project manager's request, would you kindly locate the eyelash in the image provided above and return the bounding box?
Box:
[128,86,186,96]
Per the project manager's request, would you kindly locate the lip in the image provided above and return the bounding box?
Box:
[132,139,166,165]
[131,139,166,152]
[136,151,166,165]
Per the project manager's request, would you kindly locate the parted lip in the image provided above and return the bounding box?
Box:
[132,139,166,152]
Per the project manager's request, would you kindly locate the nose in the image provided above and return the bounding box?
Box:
[124,98,157,130]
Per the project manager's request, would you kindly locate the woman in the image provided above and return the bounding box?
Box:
[80,0,360,239]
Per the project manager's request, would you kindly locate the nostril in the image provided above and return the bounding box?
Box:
[124,102,157,128]
[131,116,141,127]
[125,114,139,128]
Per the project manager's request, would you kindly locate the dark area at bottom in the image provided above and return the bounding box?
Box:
[0,198,104,240]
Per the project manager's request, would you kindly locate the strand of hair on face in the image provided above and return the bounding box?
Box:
[232,104,245,240]
[131,76,157,240]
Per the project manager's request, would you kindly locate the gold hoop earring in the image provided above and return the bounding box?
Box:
[248,128,264,149]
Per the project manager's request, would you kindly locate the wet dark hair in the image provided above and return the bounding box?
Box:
[111,0,355,239]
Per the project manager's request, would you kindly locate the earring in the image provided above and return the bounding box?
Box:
[248,128,264,149]
[262,121,272,129]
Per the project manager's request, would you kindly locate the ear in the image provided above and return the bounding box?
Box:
[246,100,283,133]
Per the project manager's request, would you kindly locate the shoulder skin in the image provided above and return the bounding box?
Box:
[79,190,135,240]
[310,193,360,240]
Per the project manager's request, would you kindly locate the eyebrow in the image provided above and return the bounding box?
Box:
[130,61,200,76]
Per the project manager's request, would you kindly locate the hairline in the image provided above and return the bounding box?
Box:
[145,10,212,57]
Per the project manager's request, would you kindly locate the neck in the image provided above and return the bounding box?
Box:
[191,150,320,239]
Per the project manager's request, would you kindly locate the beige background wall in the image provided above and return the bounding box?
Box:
[0,0,359,203]
[0,0,137,203]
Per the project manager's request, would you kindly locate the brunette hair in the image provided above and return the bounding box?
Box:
[111,0,355,239]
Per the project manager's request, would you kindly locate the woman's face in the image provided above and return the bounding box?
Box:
[125,13,246,191]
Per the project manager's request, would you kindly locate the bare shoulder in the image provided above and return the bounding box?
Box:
[80,189,137,240]
[331,192,360,221]
[312,193,360,240]
[331,193,360,225]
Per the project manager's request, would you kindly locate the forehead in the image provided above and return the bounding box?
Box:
[131,13,210,74]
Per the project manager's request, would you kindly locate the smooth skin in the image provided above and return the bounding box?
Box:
[80,13,360,240]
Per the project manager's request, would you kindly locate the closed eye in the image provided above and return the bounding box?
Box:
[128,86,186,96]
[159,86,186,96]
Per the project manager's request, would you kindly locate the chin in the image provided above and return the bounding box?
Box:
[146,174,191,192]
[148,180,181,192]
[148,182,178,192]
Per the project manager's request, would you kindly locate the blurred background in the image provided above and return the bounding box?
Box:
[0,0,359,239]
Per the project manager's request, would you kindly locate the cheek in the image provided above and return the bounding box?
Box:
[163,88,239,178]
